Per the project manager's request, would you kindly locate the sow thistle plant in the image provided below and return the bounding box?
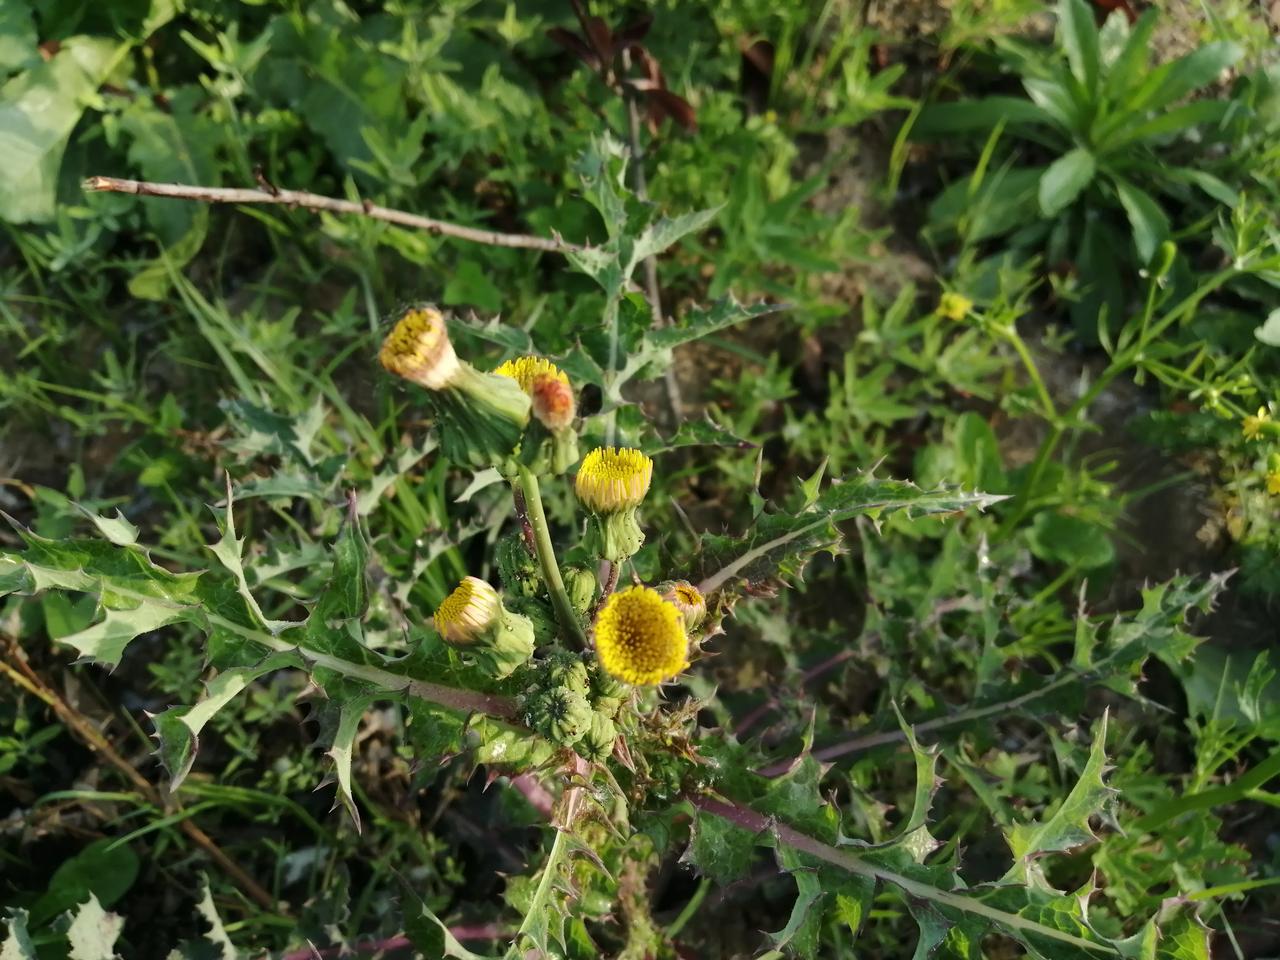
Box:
[0,138,1229,958]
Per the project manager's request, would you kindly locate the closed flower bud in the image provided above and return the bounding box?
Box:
[563,565,599,616]
[1243,406,1272,441]
[527,687,594,747]
[506,596,557,646]
[493,356,578,473]
[593,586,689,686]
[496,534,541,598]
[658,579,707,630]
[542,651,591,699]
[380,307,530,469]
[578,712,617,762]
[576,447,653,562]
[433,576,534,679]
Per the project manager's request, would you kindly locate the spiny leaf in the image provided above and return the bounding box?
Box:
[401,884,496,960]
[193,879,238,960]
[646,297,783,351]
[1004,713,1114,885]
[152,650,304,791]
[697,474,1005,597]
[75,506,139,547]
[207,485,291,635]
[65,895,123,960]
[325,695,376,832]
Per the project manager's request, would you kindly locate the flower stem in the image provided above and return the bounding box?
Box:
[517,466,589,648]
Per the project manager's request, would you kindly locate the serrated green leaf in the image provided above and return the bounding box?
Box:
[632,205,721,263]
[153,650,303,791]
[646,297,783,351]
[402,884,496,960]
[697,474,1005,597]
[641,418,756,455]
[326,695,375,832]
[769,846,826,959]
[685,810,758,886]
[194,879,237,960]
[65,895,123,960]
[1004,714,1112,884]
[75,507,139,547]
[207,491,291,635]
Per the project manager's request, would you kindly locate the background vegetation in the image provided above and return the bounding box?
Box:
[2,0,1279,957]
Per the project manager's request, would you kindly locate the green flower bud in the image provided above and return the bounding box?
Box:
[563,565,599,616]
[578,712,617,762]
[433,577,534,679]
[527,688,594,746]
[496,534,541,598]
[1153,240,1177,279]
[542,651,591,699]
[575,448,652,562]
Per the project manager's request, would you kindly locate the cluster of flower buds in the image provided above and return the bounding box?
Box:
[432,576,534,679]
[523,652,623,761]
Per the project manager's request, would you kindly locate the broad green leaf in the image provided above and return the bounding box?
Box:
[443,259,504,313]
[29,840,138,928]
[928,165,1044,242]
[914,98,1053,137]
[1109,100,1231,149]
[0,911,36,960]
[1058,0,1101,93]
[1104,9,1156,98]
[1026,510,1115,570]
[1255,308,1280,347]
[0,6,36,74]
[0,37,129,222]
[1113,178,1170,264]
[1023,74,1081,131]
[1004,714,1113,884]
[1038,148,1096,217]
[65,895,123,960]
[1132,42,1242,113]
[153,650,304,791]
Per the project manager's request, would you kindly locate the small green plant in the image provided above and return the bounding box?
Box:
[917,0,1253,330]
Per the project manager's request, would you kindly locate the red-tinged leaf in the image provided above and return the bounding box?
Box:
[615,15,653,48]
[647,88,698,133]
[547,27,601,71]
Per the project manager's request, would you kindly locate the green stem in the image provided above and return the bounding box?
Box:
[664,876,711,938]
[1000,325,1057,422]
[517,466,589,648]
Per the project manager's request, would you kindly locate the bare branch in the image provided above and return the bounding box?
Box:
[83,175,586,254]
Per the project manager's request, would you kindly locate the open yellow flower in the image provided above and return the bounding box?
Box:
[1243,407,1271,441]
[494,356,576,433]
[1268,470,1280,497]
[938,291,973,321]
[594,586,689,686]
[575,447,653,514]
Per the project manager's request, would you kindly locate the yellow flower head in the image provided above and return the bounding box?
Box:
[493,356,568,393]
[660,579,707,630]
[380,307,460,389]
[1268,470,1280,497]
[494,357,576,432]
[938,291,973,321]
[1243,407,1271,441]
[594,586,689,686]
[575,447,653,514]
[434,576,499,645]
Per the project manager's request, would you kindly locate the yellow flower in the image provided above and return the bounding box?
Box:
[493,356,568,392]
[659,579,707,629]
[434,576,500,645]
[495,357,576,432]
[594,586,689,686]
[938,291,973,321]
[1267,470,1280,496]
[575,447,653,514]
[379,307,460,389]
[1242,407,1271,441]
